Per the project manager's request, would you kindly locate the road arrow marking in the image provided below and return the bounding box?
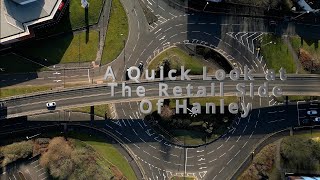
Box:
[111,120,122,127]
[199,171,207,178]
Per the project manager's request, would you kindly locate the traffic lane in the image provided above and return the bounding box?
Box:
[4,84,320,118]
[3,76,320,105]
[5,79,320,110]
[104,119,188,173]
[0,68,91,87]
[105,119,187,162]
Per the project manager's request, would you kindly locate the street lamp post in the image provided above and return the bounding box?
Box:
[78,35,81,65]
[63,68,65,88]
[203,2,209,11]
[120,33,126,63]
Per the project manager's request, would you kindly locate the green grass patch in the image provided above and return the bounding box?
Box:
[71,104,111,118]
[275,96,319,102]
[144,97,238,113]
[170,129,219,145]
[261,34,296,73]
[101,0,128,64]
[68,132,137,180]
[18,31,99,65]
[1,86,51,98]
[68,0,104,29]
[291,36,320,59]
[148,47,204,75]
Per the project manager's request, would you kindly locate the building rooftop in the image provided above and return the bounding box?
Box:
[0,0,61,44]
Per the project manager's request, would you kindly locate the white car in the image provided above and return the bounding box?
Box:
[307,110,317,115]
[314,117,320,122]
[46,102,56,108]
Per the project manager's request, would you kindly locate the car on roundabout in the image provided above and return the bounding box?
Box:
[46,102,56,109]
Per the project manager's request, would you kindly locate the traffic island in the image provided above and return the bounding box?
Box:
[144,97,237,146]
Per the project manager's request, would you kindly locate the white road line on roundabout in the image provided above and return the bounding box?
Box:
[219,166,225,174]
[236,135,241,142]
[219,153,226,158]
[268,119,286,123]
[228,145,235,151]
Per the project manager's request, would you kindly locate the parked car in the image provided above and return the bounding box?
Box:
[125,68,129,80]
[46,102,56,108]
[138,62,144,72]
[307,110,318,115]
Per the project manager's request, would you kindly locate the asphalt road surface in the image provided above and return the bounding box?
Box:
[1,75,319,119]
[1,0,320,179]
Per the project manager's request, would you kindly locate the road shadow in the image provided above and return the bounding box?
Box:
[85,6,90,43]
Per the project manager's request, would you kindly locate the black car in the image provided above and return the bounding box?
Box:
[125,68,129,80]
[302,119,310,125]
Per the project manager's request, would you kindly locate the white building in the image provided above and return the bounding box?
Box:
[0,0,64,44]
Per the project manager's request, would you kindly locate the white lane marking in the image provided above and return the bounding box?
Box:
[268,119,286,123]
[154,28,162,34]
[236,135,241,142]
[242,141,248,149]
[219,153,226,158]
[249,131,254,139]
[219,166,225,174]
[164,27,172,32]
[132,129,138,135]
[228,145,235,151]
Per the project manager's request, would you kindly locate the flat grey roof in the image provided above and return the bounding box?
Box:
[0,0,61,43]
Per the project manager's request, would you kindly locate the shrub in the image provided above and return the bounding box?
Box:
[40,137,110,179]
[1,141,33,167]
[281,136,320,171]
[239,143,276,180]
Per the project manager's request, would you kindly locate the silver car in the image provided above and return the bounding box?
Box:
[307,110,317,115]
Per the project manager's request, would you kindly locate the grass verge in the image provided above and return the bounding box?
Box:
[18,31,99,64]
[0,86,51,98]
[261,34,296,73]
[68,132,137,180]
[101,0,129,64]
[68,0,104,29]
[71,104,111,118]
[148,47,205,75]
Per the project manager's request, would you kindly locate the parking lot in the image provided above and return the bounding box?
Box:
[1,158,48,180]
[297,100,320,126]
